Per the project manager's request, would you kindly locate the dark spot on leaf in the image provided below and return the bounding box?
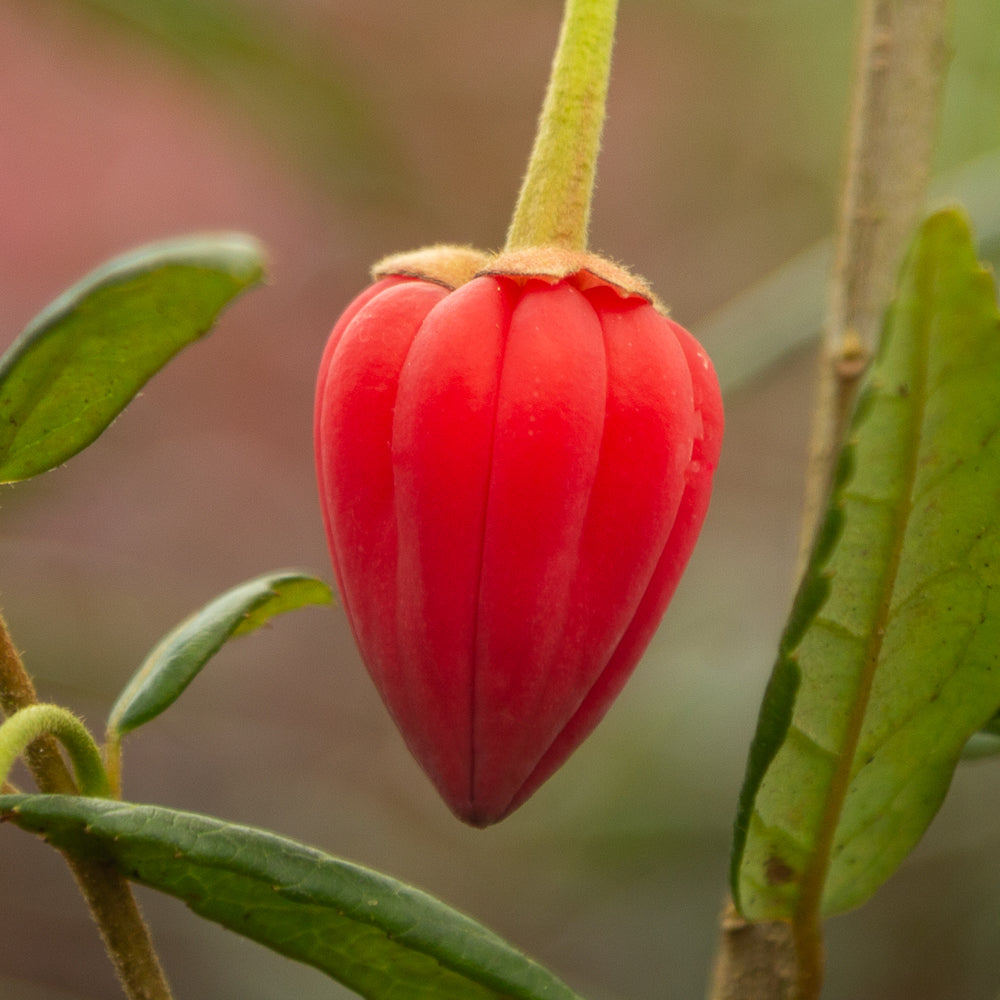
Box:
[765,855,795,885]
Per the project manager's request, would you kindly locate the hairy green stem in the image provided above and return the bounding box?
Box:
[0,612,174,1000]
[105,730,125,799]
[505,0,618,251]
[1,612,79,794]
[0,703,110,796]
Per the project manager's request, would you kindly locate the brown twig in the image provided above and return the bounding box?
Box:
[709,2,952,998]
[1,611,174,1000]
[799,0,953,563]
[1,617,78,794]
[707,901,798,1000]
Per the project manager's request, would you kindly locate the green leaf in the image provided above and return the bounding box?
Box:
[731,207,1000,920]
[0,234,265,483]
[107,571,333,739]
[0,795,582,1000]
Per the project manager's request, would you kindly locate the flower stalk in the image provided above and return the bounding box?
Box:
[505,0,619,252]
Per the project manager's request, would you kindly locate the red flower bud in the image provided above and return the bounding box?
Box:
[315,254,723,826]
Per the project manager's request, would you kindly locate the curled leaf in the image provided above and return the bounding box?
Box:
[107,571,332,740]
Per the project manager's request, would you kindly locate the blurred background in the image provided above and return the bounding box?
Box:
[2,1,1000,998]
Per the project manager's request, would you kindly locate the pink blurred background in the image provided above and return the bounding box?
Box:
[3,2,1000,998]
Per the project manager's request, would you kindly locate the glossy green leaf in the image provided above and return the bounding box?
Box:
[732,207,1000,920]
[0,795,582,1000]
[107,571,332,739]
[0,234,264,483]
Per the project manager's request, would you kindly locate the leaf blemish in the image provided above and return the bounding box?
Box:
[765,856,795,886]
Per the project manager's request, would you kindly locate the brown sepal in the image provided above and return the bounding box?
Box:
[372,245,490,289]
[373,243,665,312]
[482,246,660,308]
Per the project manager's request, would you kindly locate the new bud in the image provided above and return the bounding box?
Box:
[315,248,722,825]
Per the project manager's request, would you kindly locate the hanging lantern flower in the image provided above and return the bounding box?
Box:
[314,0,723,825]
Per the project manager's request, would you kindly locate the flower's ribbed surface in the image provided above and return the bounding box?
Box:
[315,272,723,825]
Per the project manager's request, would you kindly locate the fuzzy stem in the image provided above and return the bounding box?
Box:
[1,612,79,795]
[0,703,110,796]
[505,0,618,252]
[65,862,174,1000]
[0,612,174,1000]
[105,730,124,799]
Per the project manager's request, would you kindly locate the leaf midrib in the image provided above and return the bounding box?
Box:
[795,280,932,928]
